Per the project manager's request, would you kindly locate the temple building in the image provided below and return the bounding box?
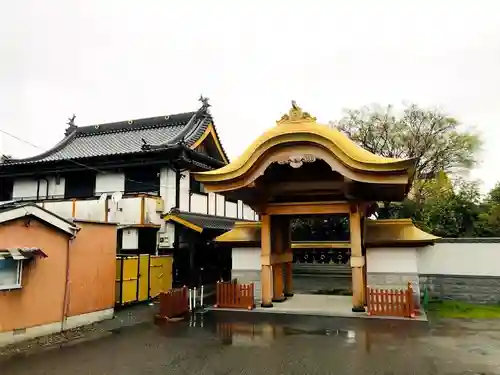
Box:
[0,98,258,287]
[194,101,439,311]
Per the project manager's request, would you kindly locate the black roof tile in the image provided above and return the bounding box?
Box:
[2,105,228,166]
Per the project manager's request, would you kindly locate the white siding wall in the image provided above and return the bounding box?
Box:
[208,193,216,215]
[366,247,419,274]
[122,228,139,250]
[95,172,125,194]
[47,176,65,198]
[179,170,190,211]
[367,242,500,278]
[12,178,38,199]
[418,242,500,276]
[232,248,261,271]
[226,201,237,218]
[160,167,176,212]
[216,194,225,216]
[190,193,208,214]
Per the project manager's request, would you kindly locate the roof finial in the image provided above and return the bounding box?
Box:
[67,114,76,127]
[277,101,317,125]
[199,95,211,113]
[64,114,77,136]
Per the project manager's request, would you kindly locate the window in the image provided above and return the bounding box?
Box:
[190,175,206,194]
[64,171,96,199]
[0,258,22,290]
[124,167,160,194]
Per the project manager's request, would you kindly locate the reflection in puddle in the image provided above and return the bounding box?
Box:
[215,321,357,347]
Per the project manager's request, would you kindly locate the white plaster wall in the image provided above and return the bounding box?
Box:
[226,201,237,218]
[179,170,190,211]
[232,248,261,271]
[12,178,38,200]
[47,176,65,198]
[122,228,139,249]
[366,247,419,274]
[418,242,500,276]
[237,200,244,219]
[144,197,163,225]
[41,201,73,219]
[160,167,176,212]
[74,199,107,221]
[108,197,141,224]
[242,204,255,221]
[190,193,208,214]
[95,172,125,194]
[216,194,225,216]
[208,193,216,215]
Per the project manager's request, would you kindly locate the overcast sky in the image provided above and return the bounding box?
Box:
[1,1,499,193]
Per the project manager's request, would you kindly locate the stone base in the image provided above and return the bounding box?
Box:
[420,274,500,304]
[261,302,274,308]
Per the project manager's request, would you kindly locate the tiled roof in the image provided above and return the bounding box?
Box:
[166,210,254,232]
[2,110,218,165]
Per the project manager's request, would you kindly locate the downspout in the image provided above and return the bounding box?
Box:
[61,235,74,332]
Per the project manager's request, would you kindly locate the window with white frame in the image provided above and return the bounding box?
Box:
[0,257,22,289]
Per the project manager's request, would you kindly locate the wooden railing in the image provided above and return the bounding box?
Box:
[367,282,415,318]
[215,281,255,310]
[157,286,189,320]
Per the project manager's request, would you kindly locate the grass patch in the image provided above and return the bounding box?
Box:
[427,300,500,319]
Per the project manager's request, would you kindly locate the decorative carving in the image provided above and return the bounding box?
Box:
[277,154,317,168]
[277,100,317,124]
[293,248,351,265]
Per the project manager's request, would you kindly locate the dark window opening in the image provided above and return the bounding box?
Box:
[190,175,205,194]
[64,171,96,199]
[124,167,160,194]
[0,179,13,201]
[291,214,350,242]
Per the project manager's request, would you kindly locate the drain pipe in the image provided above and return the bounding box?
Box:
[61,237,72,333]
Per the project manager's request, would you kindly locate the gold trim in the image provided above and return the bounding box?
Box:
[163,214,203,233]
[190,123,229,164]
[265,201,350,215]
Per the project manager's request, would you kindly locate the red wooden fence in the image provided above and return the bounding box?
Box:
[367,282,415,318]
[157,286,189,320]
[215,281,255,310]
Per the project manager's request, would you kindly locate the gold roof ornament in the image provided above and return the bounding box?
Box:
[277,101,317,125]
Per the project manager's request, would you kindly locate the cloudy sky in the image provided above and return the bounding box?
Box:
[1,1,499,192]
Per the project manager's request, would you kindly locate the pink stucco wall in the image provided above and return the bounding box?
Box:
[0,218,117,333]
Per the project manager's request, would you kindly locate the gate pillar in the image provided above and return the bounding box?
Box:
[350,204,366,312]
[260,214,274,307]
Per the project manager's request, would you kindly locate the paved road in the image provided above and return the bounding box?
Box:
[3,309,500,375]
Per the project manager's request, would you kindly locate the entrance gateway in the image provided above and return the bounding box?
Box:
[193,102,416,311]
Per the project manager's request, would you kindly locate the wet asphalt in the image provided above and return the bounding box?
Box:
[2,308,500,375]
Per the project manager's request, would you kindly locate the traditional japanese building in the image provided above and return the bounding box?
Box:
[193,101,423,311]
[0,98,258,287]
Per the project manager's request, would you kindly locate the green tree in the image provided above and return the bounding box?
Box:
[474,183,500,237]
[332,104,482,204]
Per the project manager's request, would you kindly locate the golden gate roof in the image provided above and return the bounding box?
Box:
[193,101,417,184]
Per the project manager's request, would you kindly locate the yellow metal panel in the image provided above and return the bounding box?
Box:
[149,255,173,297]
[138,255,150,302]
[121,257,139,304]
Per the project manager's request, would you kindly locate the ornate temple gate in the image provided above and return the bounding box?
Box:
[193,102,416,312]
[258,202,366,310]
